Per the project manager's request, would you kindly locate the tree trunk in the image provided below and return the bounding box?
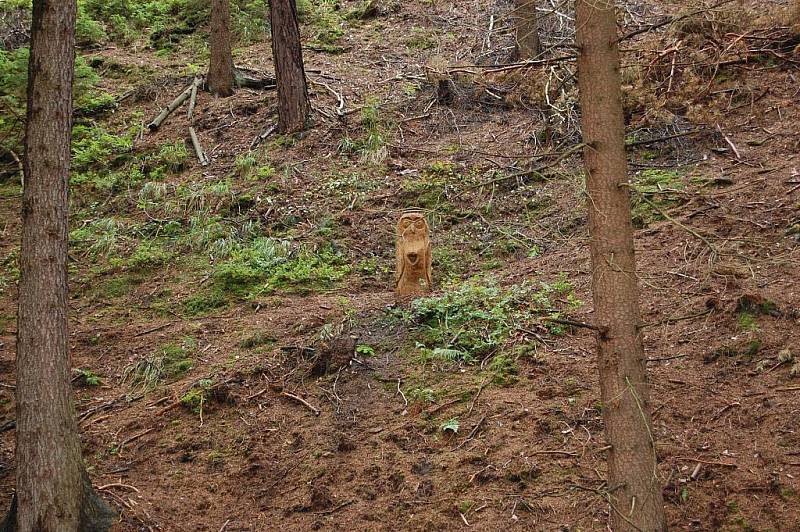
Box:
[514,0,540,59]
[2,1,115,530]
[208,0,235,97]
[269,0,310,133]
[575,1,667,531]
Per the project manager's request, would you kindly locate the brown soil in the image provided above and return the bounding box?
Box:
[1,0,799,530]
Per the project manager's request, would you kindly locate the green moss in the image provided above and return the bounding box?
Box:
[128,241,172,271]
[183,289,227,316]
[180,379,213,414]
[629,169,686,228]
[238,332,276,349]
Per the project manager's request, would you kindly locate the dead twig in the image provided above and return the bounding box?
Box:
[396,378,408,407]
[118,428,155,452]
[96,482,140,493]
[452,415,486,452]
[466,379,488,417]
[617,0,738,43]
[312,499,353,515]
[133,321,174,338]
[281,391,320,416]
[675,457,737,468]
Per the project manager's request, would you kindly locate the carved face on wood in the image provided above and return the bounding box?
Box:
[395,211,432,300]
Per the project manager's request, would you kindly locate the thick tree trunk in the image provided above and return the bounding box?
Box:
[269,0,310,133]
[208,0,235,97]
[514,0,540,59]
[2,1,115,530]
[575,2,667,531]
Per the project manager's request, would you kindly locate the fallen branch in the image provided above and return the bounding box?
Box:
[448,54,578,75]
[646,354,688,363]
[234,68,276,90]
[187,77,200,121]
[188,126,210,166]
[246,387,269,400]
[147,81,195,131]
[281,391,320,416]
[716,123,742,159]
[625,129,705,148]
[250,123,277,150]
[453,143,585,199]
[309,78,345,115]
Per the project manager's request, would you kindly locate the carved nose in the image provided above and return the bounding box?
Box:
[406,252,419,265]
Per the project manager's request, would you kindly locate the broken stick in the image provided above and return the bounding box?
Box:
[188,126,210,166]
[281,391,320,416]
[147,81,195,131]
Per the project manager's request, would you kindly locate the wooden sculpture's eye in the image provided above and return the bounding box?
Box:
[415,219,425,229]
[400,219,412,229]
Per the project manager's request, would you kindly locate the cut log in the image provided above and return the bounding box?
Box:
[147,81,195,131]
[188,127,210,166]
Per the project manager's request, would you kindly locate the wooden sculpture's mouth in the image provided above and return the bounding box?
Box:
[405,251,419,265]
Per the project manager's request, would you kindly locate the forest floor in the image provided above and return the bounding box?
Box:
[1,0,800,530]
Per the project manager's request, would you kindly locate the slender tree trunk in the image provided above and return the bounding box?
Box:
[1,1,115,530]
[208,0,235,97]
[514,0,541,59]
[575,2,666,531]
[269,0,310,133]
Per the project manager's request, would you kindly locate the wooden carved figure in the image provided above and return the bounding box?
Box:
[395,211,432,300]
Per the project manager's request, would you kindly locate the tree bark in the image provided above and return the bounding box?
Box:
[575,1,667,531]
[2,1,115,530]
[269,0,310,133]
[208,0,235,97]
[513,0,540,59]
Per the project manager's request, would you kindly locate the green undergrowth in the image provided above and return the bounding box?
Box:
[186,238,350,314]
[338,100,390,165]
[180,378,213,414]
[0,47,115,161]
[122,337,196,398]
[394,275,580,368]
[297,0,346,53]
[77,0,269,48]
[628,169,687,228]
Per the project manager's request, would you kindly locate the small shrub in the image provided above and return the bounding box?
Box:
[73,368,102,386]
[180,378,214,414]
